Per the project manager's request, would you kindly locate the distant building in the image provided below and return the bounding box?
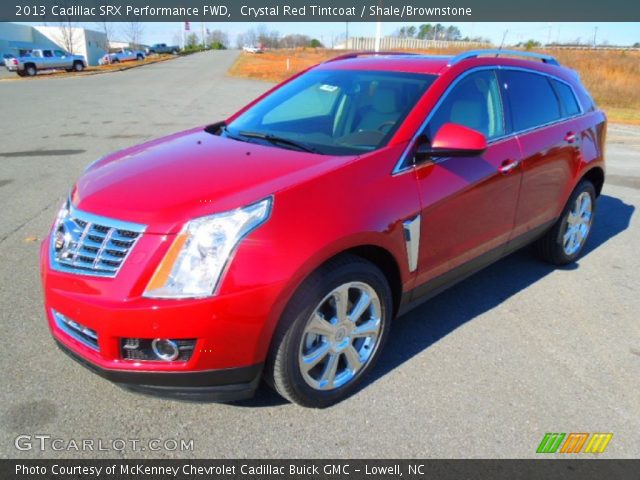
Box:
[0,23,107,65]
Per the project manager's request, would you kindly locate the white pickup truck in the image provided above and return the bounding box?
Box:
[5,48,87,77]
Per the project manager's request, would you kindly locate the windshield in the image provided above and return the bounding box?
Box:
[225,69,437,155]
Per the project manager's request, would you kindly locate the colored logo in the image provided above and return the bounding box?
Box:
[537,433,613,454]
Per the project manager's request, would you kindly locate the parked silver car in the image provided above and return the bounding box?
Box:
[6,49,87,77]
[99,49,145,65]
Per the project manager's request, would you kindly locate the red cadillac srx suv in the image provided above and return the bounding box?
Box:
[41,50,606,407]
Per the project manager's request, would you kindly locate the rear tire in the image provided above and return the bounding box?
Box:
[16,70,26,77]
[24,64,36,77]
[266,255,392,408]
[136,54,143,61]
[535,180,596,265]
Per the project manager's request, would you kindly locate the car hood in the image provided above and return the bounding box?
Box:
[72,127,352,233]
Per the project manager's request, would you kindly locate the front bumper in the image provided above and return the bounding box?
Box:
[41,232,286,402]
[56,339,262,401]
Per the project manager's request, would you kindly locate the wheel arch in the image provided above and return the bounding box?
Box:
[339,245,403,318]
[257,239,408,365]
[581,166,605,197]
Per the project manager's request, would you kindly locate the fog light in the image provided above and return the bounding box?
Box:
[121,338,196,361]
[151,338,179,361]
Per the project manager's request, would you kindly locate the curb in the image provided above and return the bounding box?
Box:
[0,55,177,82]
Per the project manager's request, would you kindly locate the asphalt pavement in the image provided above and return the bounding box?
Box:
[0,50,639,459]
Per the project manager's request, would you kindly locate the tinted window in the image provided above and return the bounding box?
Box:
[263,83,341,124]
[551,80,580,117]
[426,70,505,141]
[43,50,53,58]
[227,70,436,155]
[502,71,561,131]
[54,50,65,57]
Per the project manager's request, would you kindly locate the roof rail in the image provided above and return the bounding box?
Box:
[325,51,419,63]
[448,49,560,66]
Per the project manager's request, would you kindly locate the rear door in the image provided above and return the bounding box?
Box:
[41,50,55,69]
[53,50,68,68]
[499,69,583,238]
[410,68,523,290]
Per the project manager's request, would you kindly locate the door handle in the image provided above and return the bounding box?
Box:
[565,131,577,144]
[499,159,520,175]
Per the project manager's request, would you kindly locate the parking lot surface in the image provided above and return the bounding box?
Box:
[1,50,639,458]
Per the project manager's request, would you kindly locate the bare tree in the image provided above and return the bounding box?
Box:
[206,30,229,49]
[95,21,116,52]
[122,22,144,49]
[280,34,312,49]
[56,20,78,53]
[235,33,246,49]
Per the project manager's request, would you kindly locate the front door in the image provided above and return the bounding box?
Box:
[410,69,522,292]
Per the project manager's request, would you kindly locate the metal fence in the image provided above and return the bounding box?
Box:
[341,37,489,50]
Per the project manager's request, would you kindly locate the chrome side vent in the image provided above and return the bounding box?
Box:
[53,310,99,351]
[403,215,421,272]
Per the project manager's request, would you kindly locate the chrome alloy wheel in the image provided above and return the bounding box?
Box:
[298,282,382,391]
[563,191,593,256]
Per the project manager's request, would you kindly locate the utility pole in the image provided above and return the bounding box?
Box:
[593,26,598,47]
[345,22,349,49]
[374,21,382,52]
[201,22,205,48]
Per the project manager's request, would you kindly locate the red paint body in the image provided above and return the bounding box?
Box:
[40,54,606,394]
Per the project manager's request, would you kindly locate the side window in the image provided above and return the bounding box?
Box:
[54,50,65,58]
[43,50,53,58]
[263,82,341,124]
[551,79,581,117]
[502,70,562,131]
[426,70,505,141]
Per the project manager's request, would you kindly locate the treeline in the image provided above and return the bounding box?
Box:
[236,26,323,49]
[394,24,489,43]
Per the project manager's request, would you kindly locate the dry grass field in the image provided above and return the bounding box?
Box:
[228,48,640,124]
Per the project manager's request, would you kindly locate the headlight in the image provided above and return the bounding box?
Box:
[143,198,272,299]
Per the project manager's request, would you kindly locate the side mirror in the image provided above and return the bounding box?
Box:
[415,123,487,161]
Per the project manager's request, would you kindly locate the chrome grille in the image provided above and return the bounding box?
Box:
[50,200,146,278]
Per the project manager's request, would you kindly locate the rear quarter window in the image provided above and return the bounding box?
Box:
[551,79,581,117]
[502,70,562,131]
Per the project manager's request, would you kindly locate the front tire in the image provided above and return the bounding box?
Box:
[73,61,84,72]
[535,180,596,265]
[267,255,392,408]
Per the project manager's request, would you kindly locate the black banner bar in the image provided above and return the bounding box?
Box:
[3,460,640,480]
[4,0,640,22]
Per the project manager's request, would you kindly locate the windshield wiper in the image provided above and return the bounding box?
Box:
[219,125,246,142]
[238,131,319,154]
